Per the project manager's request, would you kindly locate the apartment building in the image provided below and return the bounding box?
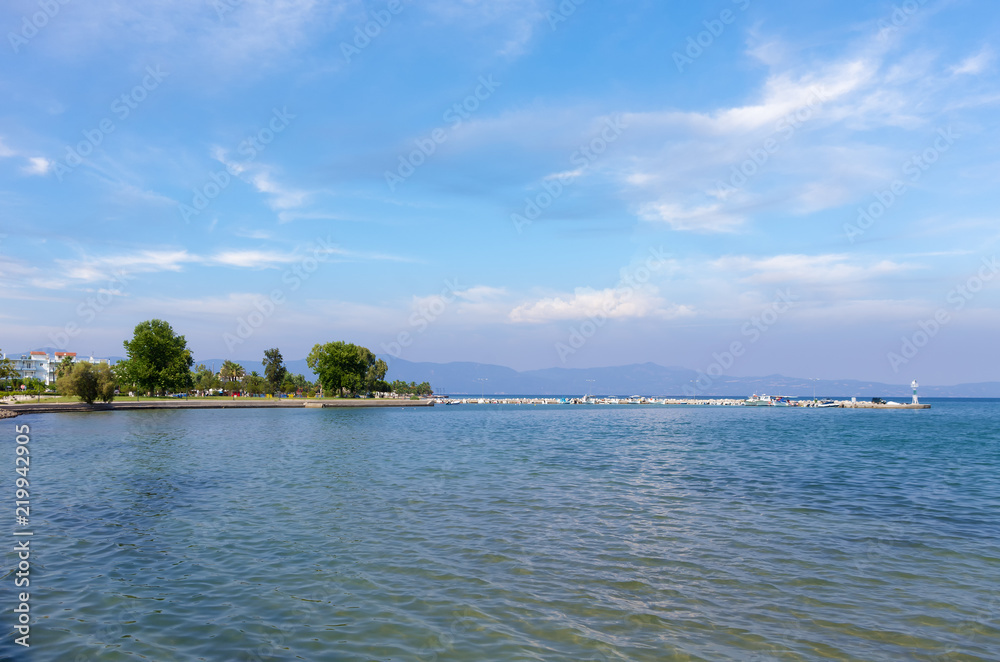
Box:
[2,351,111,386]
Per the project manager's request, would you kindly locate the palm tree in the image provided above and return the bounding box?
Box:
[220,360,245,383]
[58,355,75,379]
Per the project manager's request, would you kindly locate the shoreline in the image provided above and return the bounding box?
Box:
[0,398,435,417]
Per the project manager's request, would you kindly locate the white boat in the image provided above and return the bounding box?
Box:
[815,399,839,408]
[744,394,774,406]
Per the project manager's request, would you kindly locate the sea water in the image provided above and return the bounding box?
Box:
[5,400,999,660]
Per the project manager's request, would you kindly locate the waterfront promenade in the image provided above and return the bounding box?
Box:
[0,398,435,417]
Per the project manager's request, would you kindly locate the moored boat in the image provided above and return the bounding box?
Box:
[744,394,774,406]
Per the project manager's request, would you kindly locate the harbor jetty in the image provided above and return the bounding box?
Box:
[0,396,933,417]
[434,397,930,409]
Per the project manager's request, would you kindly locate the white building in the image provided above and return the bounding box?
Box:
[2,351,111,386]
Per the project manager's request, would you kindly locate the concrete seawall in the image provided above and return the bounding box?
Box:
[0,399,435,417]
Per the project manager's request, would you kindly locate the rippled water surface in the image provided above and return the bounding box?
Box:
[7,401,1000,660]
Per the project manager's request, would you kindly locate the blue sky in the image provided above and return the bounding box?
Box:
[1,0,998,384]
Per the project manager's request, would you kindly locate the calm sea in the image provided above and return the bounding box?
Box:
[5,400,999,661]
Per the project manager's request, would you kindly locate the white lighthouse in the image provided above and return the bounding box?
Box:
[911,379,919,405]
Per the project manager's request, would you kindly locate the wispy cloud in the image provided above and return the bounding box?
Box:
[509,287,687,324]
[55,250,196,283]
[21,157,52,175]
[39,241,412,287]
[951,47,993,76]
[712,253,912,285]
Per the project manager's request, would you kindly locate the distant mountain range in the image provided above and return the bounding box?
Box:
[371,358,1000,398]
[17,348,999,397]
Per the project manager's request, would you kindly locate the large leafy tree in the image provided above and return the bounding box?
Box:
[0,350,16,381]
[262,348,287,393]
[192,364,221,393]
[307,342,386,396]
[59,362,116,404]
[390,380,433,396]
[117,319,194,396]
[0,351,18,395]
[241,371,268,396]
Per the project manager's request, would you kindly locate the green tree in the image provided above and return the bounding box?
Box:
[0,351,16,391]
[307,341,382,397]
[242,371,267,396]
[389,380,433,396]
[59,362,116,404]
[117,319,194,396]
[365,358,388,394]
[192,364,221,394]
[262,348,288,393]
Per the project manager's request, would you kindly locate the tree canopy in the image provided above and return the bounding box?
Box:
[307,341,387,396]
[59,362,116,404]
[117,319,194,396]
[390,380,433,395]
[262,348,287,393]
[242,371,268,396]
[192,364,221,393]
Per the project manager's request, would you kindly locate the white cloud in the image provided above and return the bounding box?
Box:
[951,47,993,76]
[639,202,745,233]
[509,287,688,324]
[0,138,53,176]
[248,171,309,210]
[212,148,310,212]
[55,250,196,283]
[713,254,911,285]
[207,250,299,269]
[474,18,986,236]
[21,157,52,175]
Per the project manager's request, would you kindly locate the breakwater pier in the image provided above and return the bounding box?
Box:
[436,397,930,409]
